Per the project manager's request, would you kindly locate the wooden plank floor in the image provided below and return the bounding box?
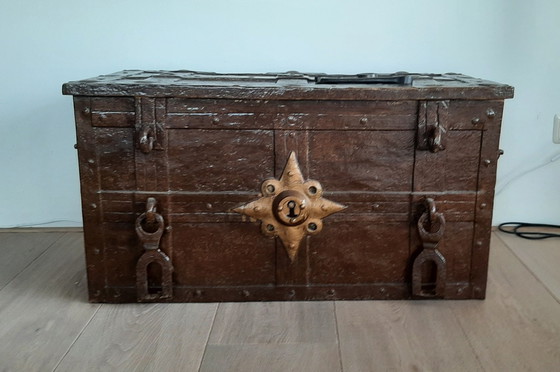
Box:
[0,231,558,372]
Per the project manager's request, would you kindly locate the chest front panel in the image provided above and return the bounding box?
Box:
[66,71,512,302]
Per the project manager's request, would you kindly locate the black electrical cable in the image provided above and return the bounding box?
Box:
[498,222,560,240]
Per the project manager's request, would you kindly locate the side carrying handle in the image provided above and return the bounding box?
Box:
[135,197,173,301]
[412,198,447,298]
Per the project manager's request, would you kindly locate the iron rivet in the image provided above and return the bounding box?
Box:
[360,117,368,124]
[212,117,220,124]
[73,144,78,149]
[484,159,491,166]
[472,117,481,125]
[288,116,296,123]
[289,243,295,248]
[254,206,260,212]
[476,240,483,246]
[486,109,496,118]
[88,159,95,164]
[328,289,335,295]
[289,289,296,296]
[380,287,386,293]
[288,171,294,176]
[277,205,283,211]
[206,203,213,209]
[83,107,90,114]
[373,203,380,210]
[321,204,327,211]
[480,203,487,209]
[93,249,100,255]
[289,132,295,137]
[90,203,97,209]
[166,226,172,232]
[195,290,203,296]
[242,290,250,297]
[266,184,275,193]
[266,224,275,232]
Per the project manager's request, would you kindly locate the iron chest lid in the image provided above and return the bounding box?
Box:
[62,70,514,100]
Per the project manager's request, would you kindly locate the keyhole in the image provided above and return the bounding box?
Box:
[272,191,309,226]
[287,200,299,218]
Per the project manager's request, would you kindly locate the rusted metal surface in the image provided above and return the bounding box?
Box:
[63,70,513,302]
[233,152,346,261]
[412,198,447,298]
[135,197,173,301]
[62,70,514,101]
[417,101,448,152]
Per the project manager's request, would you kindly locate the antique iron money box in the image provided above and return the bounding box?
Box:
[63,70,513,302]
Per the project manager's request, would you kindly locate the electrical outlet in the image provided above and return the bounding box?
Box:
[554,115,560,144]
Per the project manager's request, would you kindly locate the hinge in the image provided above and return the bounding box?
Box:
[136,97,164,154]
[417,100,449,152]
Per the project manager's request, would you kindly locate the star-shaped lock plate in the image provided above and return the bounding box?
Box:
[233,152,346,261]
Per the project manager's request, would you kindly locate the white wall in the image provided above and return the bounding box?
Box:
[0,0,559,227]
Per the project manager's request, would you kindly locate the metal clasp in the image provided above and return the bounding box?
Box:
[135,197,173,301]
[418,101,448,153]
[138,124,156,154]
[429,124,446,153]
[412,198,447,298]
[135,197,164,250]
[417,198,445,245]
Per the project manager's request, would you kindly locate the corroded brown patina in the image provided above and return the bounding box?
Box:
[63,70,513,302]
[135,197,173,301]
[412,198,447,298]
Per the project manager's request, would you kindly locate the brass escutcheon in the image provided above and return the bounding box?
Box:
[233,152,346,261]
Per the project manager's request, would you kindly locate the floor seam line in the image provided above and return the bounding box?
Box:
[197,303,220,372]
[448,303,487,372]
[333,301,345,372]
[0,232,68,293]
[51,303,102,372]
[494,232,560,305]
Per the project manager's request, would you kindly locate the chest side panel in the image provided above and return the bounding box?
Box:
[412,100,504,298]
